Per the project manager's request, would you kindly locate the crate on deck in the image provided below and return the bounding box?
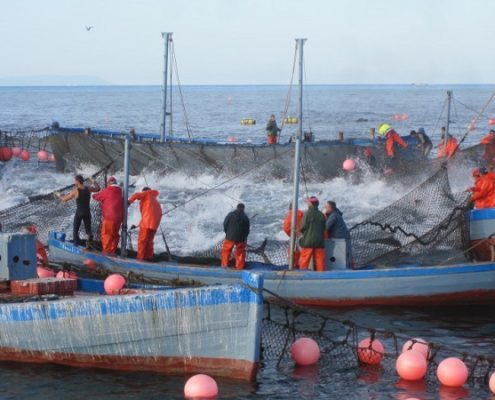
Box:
[11,278,77,296]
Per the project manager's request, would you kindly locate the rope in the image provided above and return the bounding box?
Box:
[279,43,298,140]
[170,40,193,140]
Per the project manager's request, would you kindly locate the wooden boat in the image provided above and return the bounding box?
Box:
[48,230,495,307]
[0,233,263,380]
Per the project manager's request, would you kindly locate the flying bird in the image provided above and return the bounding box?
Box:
[85,26,94,31]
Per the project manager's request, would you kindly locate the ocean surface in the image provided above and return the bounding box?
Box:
[0,85,494,399]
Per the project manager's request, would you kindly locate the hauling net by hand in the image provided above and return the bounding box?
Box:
[0,168,108,245]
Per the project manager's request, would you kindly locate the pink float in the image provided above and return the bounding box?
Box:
[402,338,429,359]
[489,119,495,126]
[0,147,13,162]
[489,371,495,394]
[401,114,409,120]
[104,274,126,295]
[56,271,78,279]
[291,337,320,366]
[12,146,22,157]
[49,153,56,162]
[37,267,55,278]
[227,136,236,143]
[396,350,427,381]
[184,374,218,399]
[83,259,97,270]
[437,357,468,387]
[19,150,30,161]
[357,338,384,365]
[37,150,49,161]
[342,159,356,171]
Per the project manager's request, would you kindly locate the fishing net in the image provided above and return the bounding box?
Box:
[349,164,470,267]
[0,168,108,246]
[261,292,495,390]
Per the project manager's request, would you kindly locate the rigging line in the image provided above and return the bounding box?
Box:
[302,56,311,130]
[452,97,462,137]
[161,148,293,216]
[169,42,173,136]
[171,41,193,140]
[279,43,298,140]
[452,90,495,156]
[431,96,448,142]
[130,143,242,203]
[454,96,489,116]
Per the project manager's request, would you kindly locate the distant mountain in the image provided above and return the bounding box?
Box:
[0,75,111,86]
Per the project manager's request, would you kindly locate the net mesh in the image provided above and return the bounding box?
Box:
[261,294,494,388]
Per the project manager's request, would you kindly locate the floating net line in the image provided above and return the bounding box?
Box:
[0,127,52,152]
[260,290,495,389]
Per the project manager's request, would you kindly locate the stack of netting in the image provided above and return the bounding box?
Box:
[349,165,470,267]
[261,293,494,389]
[0,169,107,245]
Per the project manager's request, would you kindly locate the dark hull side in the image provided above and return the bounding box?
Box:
[49,129,483,180]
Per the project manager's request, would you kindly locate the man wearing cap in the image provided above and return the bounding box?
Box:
[93,176,123,254]
[437,127,458,159]
[378,123,408,158]
[299,196,326,272]
[221,203,250,269]
[410,128,432,158]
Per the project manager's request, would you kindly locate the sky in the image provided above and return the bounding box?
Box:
[1,0,494,85]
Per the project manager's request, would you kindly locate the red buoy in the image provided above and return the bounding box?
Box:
[37,150,49,161]
[489,118,495,126]
[12,146,22,157]
[0,147,13,162]
[20,150,30,161]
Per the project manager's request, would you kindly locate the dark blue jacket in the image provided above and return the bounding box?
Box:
[223,209,250,242]
[325,208,350,239]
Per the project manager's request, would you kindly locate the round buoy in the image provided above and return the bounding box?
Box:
[104,274,126,295]
[357,338,384,365]
[489,118,495,126]
[401,114,409,121]
[184,374,218,399]
[489,371,495,394]
[49,153,56,162]
[0,147,13,162]
[393,114,401,121]
[396,350,427,381]
[402,338,429,359]
[20,150,30,161]
[37,150,49,161]
[437,357,468,387]
[12,146,22,157]
[291,337,320,366]
[227,136,236,143]
[56,270,78,279]
[83,259,97,270]
[37,267,55,278]
[342,159,356,171]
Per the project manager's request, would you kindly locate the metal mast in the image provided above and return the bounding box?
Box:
[444,90,453,154]
[289,38,306,270]
[161,32,173,142]
[120,133,131,256]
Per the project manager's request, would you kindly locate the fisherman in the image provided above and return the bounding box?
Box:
[221,203,250,269]
[410,128,432,158]
[266,114,281,145]
[378,123,408,159]
[470,168,495,209]
[56,175,100,246]
[437,128,458,158]
[363,147,378,173]
[299,196,326,272]
[283,202,304,267]
[92,176,123,254]
[480,129,495,164]
[323,201,351,240]
[128,187,163,261]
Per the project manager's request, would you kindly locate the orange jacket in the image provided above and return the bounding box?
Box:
[128,190,163,230]
[283,209,304,236]
[385,130,408,157]
[481,133,495,161]
[471,172,495,208]
[437,137,458,158]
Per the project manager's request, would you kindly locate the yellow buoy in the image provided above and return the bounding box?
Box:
[241,119,256,125]
[284,117,299,124]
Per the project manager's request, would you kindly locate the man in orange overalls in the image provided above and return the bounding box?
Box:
[283,202,304,267]
[480,129,495,165]
[437,129,458,159]
[378,123,408,158]
[128,187,163,261]
[470,168,495,209]
[299,196,326,272]
[221,203,250,269]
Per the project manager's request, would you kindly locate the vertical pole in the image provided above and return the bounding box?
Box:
[289,38,306,270]
[445,90,452,153]
[161,32,173,142]
[120,133,131,256]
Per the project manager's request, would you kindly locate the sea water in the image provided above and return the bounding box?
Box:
[0,85,493,399]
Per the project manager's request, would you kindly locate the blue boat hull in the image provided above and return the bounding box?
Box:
[49,234,495,307]
[0,274,263,380]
